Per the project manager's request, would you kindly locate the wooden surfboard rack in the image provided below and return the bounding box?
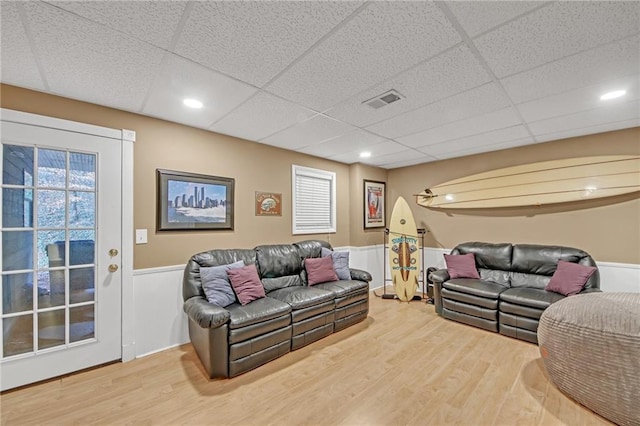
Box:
[382,227,431,302]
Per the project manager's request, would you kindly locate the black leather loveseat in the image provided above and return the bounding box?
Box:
[430,242,600,344]
[183,240,371,378]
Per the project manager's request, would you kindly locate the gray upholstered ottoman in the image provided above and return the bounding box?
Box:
[538,293,640,426]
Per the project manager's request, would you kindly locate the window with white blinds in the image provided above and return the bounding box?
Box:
[292,165,336,234]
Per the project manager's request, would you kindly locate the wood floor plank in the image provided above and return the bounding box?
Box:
[0,294,613,425]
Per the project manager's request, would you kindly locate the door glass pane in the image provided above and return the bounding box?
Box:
[69,267,94,304]
[3,145,34,186]
[2,231,33,271]
[37,230,65,270]
[2,273,34,314]
[2,188,33,228]
[38,309,65,350]
[37,149,66,188]
[70,305,94,343]
[69,237,94,266]
[38,271,65,309]
[3,314,34,357]
[69,153,95,190]
[69,191,95,228]
[37,190,66,228]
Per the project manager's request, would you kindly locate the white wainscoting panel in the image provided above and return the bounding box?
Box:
[130,245,638,358]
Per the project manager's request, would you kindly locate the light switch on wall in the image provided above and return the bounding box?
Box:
[135,229,148,244]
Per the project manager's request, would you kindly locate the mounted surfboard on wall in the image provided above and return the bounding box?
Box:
[388,196,420,302]
[415,155,640,209]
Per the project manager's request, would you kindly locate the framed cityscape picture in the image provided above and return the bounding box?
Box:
[363,179,385,229]
[157,169,234,231]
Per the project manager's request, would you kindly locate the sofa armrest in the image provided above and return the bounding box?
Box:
[183,297,230,328]
[429,268,450,284]
[349,268,372,282]
[579,287,602,294]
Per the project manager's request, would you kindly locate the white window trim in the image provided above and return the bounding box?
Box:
[292,164,336,235]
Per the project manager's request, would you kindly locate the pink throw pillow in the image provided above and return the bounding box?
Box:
[545,260,597,296]
[305,257,339,286]
[227,264,266,305]
[444,253,480,279]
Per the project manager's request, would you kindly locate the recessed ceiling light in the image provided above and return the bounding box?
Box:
[183,98,203,109]
[600,90,626,101]
[360,151,371,158]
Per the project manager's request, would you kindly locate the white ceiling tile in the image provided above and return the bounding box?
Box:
[22,2,164,112]
[143,55,258,129]
[365,149,427,166]
[267,1,461,111]
[0,2,46,91]
[417,125,531,157]
[447,1,544,37]
[325,45,491,127]
[501,35,640,104]
[210,92,316,142]
[261,115,355,151]
[397,107,523,148]
[534,118,640,143]
[174,1,364,87]
[382,155,438,169]
[517,74,640,123]
[297,130,385,157]
[528,100,640,136]
[434,137,535,160]
[327,140,408,164]
[49,1,186,49]
[366,83,511,139]
[475,2,640,77]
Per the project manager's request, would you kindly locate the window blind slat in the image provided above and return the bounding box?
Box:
[292,165,336,234]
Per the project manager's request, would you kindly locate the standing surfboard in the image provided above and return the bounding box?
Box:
[388,196,420,302]
[415,155,640,209]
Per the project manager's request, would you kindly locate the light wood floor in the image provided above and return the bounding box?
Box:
[1,294,611,425]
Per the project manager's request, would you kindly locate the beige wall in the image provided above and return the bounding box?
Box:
[3,84,639,266]
[1,84,386,269]
[388,128,640,264]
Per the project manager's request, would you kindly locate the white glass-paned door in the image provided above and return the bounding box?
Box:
[1,117,122,391]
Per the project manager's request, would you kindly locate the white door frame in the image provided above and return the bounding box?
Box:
[0,108,136,363]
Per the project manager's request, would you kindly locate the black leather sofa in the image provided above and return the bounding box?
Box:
[430,242,600,343]
[183,240,371,378]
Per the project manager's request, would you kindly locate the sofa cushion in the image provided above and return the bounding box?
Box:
[200,260,244,307]
[305,256,339,286]
[321,247,351,280]
[443,279,507,299]
[226,297,291,329]
[452,242,512,271]
[228,264,266,305]
[545,260,597,296]
[255,244,303,279]
[268,286,334,310]
[500,287,565,310]
[444,253,480,279]
[313,279,369,298]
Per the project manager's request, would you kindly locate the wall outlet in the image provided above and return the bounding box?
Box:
[135,229,148,244]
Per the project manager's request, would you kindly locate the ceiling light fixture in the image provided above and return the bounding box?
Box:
[360,152,372,158]
[183,98,203,109]
[600,90,626,101]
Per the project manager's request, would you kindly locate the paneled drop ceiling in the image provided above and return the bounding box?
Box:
[1,1,638,169]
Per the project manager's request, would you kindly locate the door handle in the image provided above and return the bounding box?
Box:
[108,264,119,273]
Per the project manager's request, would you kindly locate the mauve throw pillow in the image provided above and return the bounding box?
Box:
[444,253,480,279]
[321,247,351,280]
[200,260,244,307]
[305,256,339,286]
[546,260,597,296]
[227,264,266,305]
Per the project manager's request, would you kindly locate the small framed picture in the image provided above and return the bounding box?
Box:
[157,169,234,231]
[255,191,282,216]
[364,180,385,229]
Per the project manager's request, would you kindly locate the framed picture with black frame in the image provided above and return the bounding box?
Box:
[157,169,234,231]
[363,179,386,229]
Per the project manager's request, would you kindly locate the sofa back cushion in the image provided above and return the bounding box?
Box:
[255,244,304,292]
[511,244,600,290]
[452,242,512,285]
[183,249,257,301]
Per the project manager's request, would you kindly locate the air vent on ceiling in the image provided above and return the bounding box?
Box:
[363,89,404,109]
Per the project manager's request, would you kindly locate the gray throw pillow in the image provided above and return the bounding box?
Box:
[321,247,351,280]
[200,260,244,307]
